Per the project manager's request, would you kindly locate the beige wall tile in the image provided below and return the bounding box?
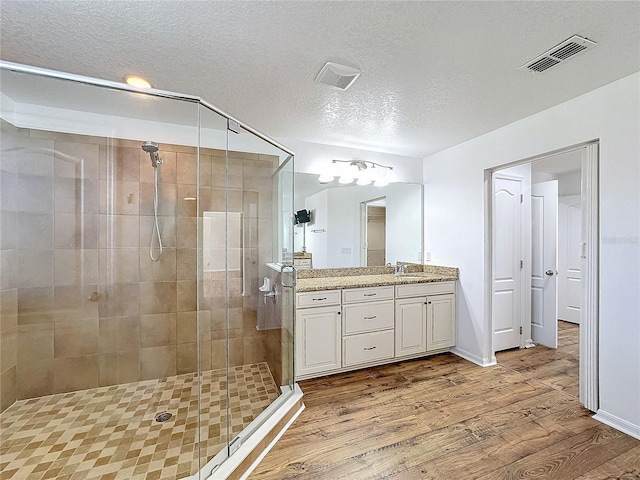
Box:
[17,358,53,399]
[176,185,197,217]
[140,345,176,380]
[211,339,226,370]
[1,327,17,372]
[176,153,197,186]
[17,250,53,288]
[1,211,17,250]
[17,213,53,250]
[55,249,99,286]
[99,316,140,353]
[200,340,212,371]
[176,217,197,249]
[53,355,99,394]
[54,141,100,179]
[139,248,176,282]
[55,177,99,214]
[242,336,266,366]
[6,135,54,177]
[16,174,54,214]
[99,350,140,387]
[198,155,212,187]
[53,284,99,321]
[0,365,17,412]
[176,342,197,374]
[100,180,140,215]
[177,280,196,312]
[54,318,99,358]
[139,215,176,249]
[99,248,139,284]
[176,249,196,281]
[54,213,99,249]
[228,338,243,367]
[139,182,176,216]
[139,282,177,315]
[98,282,140,318]
[17,287,54,325]
[1,250,17,290]
[99,214,140,248]
[110,143,141,182]
[176,311,197,344]
[140,313,176,348]
[0,289,18,333]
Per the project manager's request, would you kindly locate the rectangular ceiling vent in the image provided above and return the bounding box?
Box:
[315,62,361,91]
[520,35,597,73]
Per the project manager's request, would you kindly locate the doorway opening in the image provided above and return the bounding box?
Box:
[360,197,387,266]
[487,141,599,412]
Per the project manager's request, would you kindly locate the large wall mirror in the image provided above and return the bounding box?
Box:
[294,172,423,268]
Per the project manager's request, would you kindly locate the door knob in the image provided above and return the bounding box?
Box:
[545,270,554,276]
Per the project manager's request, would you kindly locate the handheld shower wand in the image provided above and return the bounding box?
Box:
[142,141,164,261]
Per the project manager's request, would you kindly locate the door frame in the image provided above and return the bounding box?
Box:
[486,140,599,412]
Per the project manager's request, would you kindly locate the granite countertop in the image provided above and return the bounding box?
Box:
[295,267,458,292]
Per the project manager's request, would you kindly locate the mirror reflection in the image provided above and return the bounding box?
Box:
[293,172,423,269]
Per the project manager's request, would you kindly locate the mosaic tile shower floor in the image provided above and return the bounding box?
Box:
[0,363,280,480]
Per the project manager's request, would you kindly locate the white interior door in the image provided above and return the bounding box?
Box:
[531,180,558,348]
[559,195,582,324]
[492,173,523,351]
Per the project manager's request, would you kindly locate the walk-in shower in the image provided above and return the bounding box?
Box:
[0,61,302,480]
[142,141,164,261]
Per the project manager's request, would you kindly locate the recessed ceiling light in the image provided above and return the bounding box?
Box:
[123,74,152,89]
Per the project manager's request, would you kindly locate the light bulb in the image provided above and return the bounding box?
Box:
[385,168,398,183]
[318,172,335,184]
[356,176,372,186]
[338,175,354,184]
[124,74,152,89]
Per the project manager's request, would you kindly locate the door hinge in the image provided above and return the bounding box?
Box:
[520,260,523,269]
[520,326,523,335]
[520,194,523,203]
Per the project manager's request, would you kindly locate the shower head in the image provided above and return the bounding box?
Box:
[142,141,163,167]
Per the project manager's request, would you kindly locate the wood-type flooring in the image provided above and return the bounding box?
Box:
[251,321,639,479]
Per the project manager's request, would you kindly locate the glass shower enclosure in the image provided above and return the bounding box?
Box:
[0,61,298,480]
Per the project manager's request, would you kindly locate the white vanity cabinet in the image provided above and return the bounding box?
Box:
[342,286,395,367]
[395,281,456,358]
[294,280,456,380]
[295,290,342,377]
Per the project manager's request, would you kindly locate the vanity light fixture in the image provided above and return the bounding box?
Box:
[318,159,398,187]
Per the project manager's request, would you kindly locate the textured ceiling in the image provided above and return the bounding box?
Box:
[1,1,638,158]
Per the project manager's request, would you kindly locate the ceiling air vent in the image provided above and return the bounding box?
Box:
[520,35,597,73]
[315,62,361,90]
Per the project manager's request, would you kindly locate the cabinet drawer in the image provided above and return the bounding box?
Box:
[296,290,341,308]
[343,300,394,335]
[395,281,455,298]
[342,286,394,304]
[343,330,394,367]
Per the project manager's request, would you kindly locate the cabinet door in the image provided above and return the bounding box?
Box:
[395,297,427,357]
[295,306,341,377]
[427,294,456,350]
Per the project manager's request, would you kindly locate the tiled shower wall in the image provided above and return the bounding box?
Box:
[0,120,278,412]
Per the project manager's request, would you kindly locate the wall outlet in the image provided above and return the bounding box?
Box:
[341,248,351,254]
[425,252,431,262]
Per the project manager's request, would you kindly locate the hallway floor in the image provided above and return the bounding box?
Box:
[0,363,279,480]
[497,320,580,398]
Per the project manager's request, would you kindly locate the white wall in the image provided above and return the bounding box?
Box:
[422,73,640,433]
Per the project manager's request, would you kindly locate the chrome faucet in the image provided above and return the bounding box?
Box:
[394,263,407,276]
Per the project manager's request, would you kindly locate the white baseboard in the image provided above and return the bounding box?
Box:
[450,347,497,367]
[593,409,640,440]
